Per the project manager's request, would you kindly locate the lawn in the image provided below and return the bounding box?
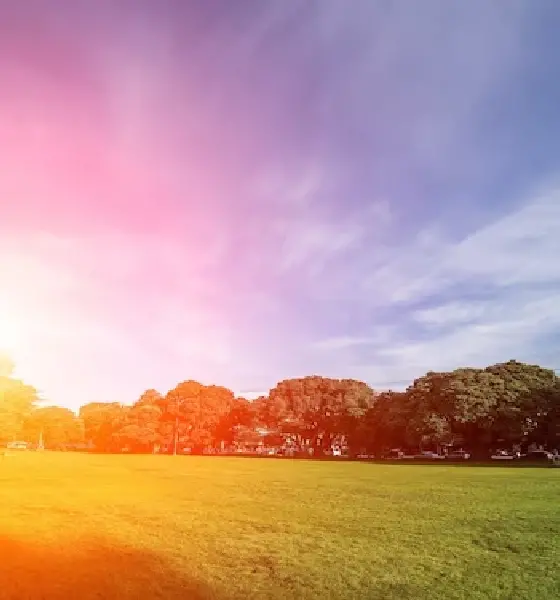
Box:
[0,454,558,600]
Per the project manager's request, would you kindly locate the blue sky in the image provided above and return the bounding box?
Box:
[1,1,560,407]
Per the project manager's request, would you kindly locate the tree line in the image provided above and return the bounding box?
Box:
[1,355,559,458]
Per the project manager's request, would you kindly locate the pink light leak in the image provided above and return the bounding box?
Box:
[0,9,243,408]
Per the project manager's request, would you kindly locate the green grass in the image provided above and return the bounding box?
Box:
[0,453,559,599]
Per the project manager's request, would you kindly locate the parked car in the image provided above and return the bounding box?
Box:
[6,441,28,450]
[517,450,552,463]
[491,450,519,460]
[384,449,404,460]
[446,451,471,460]
[414,451,445,460]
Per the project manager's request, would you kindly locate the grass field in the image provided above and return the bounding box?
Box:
[0,454,558,600]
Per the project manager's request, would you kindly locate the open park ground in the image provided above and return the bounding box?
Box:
[0,453,559,600]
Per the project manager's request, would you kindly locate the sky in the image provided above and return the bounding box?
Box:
[1,0,560,409]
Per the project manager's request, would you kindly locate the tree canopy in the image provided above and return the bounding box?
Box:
[0,369,39,443]
[1,354,558,455]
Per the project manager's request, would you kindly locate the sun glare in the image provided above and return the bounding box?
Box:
[0,313,22,352]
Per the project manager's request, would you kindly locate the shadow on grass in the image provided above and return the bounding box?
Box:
[0,535,218,600]
[154,453,555,468]
[65,451,557,468]
[365,460,554,468]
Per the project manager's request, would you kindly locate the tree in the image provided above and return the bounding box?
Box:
[164,381,235,454]
[537,379,560,448]
[263,376,375,452]
[23,406,84,449]
[485,360,558,447]
[337,379,377,453]
[214,397,257,448]
[352,390,413,455]
[6,352,557,457]
[400,362,559,456]
[0,364,39,444]
[403,369,505,455]
[79,402,127,452]
[117,400,163,453]
[135,389,164,408]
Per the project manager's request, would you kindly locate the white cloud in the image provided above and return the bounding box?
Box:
[279,220,363,272]
[307,183,560,388]
[364,185,560,305]
[372,292,560,383]
[312,336,377,351]
[413,302,489,327]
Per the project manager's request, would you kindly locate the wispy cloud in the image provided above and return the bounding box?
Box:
[364,185,560,306]
[413,303,489,327]
[312,337,378,352]
[310,183,560,387]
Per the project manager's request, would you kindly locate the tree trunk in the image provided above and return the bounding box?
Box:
[173,416,179,456]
